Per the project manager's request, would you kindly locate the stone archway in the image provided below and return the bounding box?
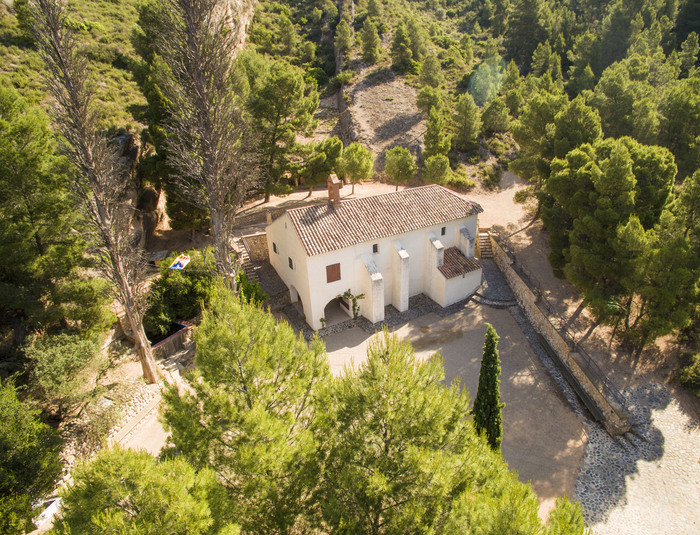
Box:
[323,296,351,327]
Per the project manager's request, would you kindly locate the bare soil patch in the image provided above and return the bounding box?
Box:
[346,67,426,169]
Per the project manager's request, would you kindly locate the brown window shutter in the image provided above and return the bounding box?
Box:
[326,263,341,283]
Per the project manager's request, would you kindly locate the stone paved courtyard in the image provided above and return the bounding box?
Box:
[579,384,700,534]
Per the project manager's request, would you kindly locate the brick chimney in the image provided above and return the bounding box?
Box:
[328,173,342,207]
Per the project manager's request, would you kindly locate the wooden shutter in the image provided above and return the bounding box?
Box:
[326,263,341,283]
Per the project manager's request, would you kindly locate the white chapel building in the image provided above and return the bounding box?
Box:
[266,177,484,330]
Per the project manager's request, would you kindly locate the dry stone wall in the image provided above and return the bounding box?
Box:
[242,232,269,261]
[490,236,629,435]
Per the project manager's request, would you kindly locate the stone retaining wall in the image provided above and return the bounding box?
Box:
[490,235,629,435]
[152,323,192,361]
[242,232,269,261]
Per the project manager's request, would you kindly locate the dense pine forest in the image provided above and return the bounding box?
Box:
[1,0,699,533]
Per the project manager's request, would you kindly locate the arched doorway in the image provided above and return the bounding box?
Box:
[322,296,351,327]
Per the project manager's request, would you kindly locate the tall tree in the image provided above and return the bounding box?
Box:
[546,137,676,325]
[0,380,62,535]
[419,54,443,88]
[298,136,343,196]
[246,57,319,202]
[367,0,382,19]
[338,142,374,194]
[315,330,584,534]
[360,18,381,64]
[406,15,429,62]
[384,146,416,190]
[481,96,510,136]
[335,19,353,55]
[416,85,445,116]
[679,32,699,73]
[472,324,504,451]
[148,0,260,281]
[391,21,413,72]
[423,107,451,158]
[504,0,551,69]
[659,76,700,178]
[162,285,330,534]
[509,87,568,214]
[31,0,158,383]
[54,447,232,534]
[452,93,481,152]
[0,84,111,340]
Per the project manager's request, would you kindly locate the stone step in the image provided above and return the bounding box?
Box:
[478,233,493,258]
[234,238,260,283]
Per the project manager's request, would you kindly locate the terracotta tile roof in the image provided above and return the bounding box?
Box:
[438,247,482,279]
[286,185,484,256]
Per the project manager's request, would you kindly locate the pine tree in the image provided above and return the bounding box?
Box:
[416,85,445,116]
[391,22,413,72]
[367,0,382,19]
[406,16,428,61]
[419,54,443,87]
[472,324,504,451]
[247,58,319,201]
[338,142,374,194]
[384,146,416,190]
[335,19,353,54]
[0,84,111,337]
[0,380,62,534]
[54,447,230,534]
[423,154,450,184]
[504,0,551,69]
[423,107,451,158]
[360,18,381,64]
[161,285,330,534]
[452,93,481,152]
[481,96,510,136]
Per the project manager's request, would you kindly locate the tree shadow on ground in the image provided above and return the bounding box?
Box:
[371,112,423,143]
[576,383,670,524]
[352,66,395,91]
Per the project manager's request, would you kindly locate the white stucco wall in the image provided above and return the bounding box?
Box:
[267,212,482,330]
[266,214,311,316]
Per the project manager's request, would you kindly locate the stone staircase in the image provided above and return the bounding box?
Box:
[478,231,493,258]
[233,237,260,283]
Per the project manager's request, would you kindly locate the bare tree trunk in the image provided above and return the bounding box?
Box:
[209,209,234,281]
[31,0,158,384]
[124,306,158,384]
[151,0,260,282]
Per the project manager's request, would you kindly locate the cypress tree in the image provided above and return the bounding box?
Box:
[472,323,504,451]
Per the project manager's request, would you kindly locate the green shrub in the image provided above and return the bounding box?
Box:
[329,70,355,92]
[143,249,217,339]
[24,332,102,419]
[480,163,502,190]
[308,67,329,87]
[236,271,268,305]
[680,353,700,396]
[445,165,476,190]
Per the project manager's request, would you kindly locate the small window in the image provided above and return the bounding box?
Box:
[372,243,378,254]
[273,242,278,254]
[288,257,294,270]
[441,226,446,236]
[326,263,341,283]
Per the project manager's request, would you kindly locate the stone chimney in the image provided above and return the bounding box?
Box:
[328,173,342,207]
